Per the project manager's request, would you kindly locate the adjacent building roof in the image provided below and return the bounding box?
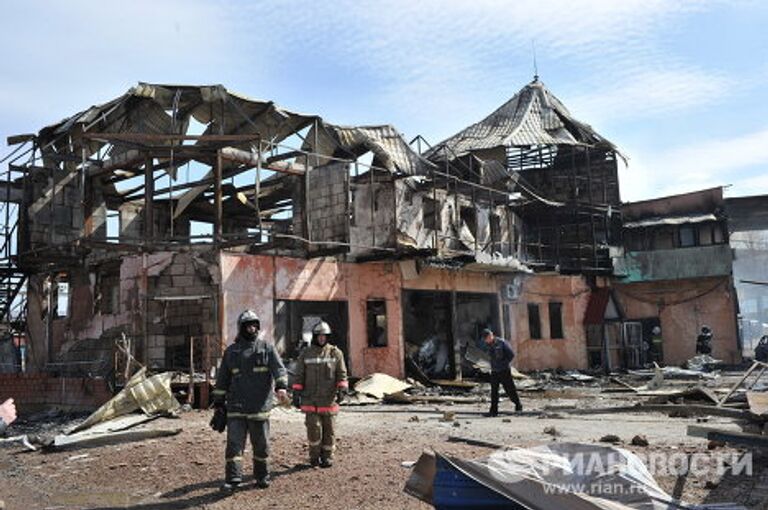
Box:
[427,77,617,161]
[624,213,719,229]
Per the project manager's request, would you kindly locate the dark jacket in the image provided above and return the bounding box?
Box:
[212,334,288,420]
[292,343,348,414]
[487,337,515,373]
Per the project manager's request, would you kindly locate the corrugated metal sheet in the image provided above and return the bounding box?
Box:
[624,213,718,229]
[304,123,436,176]
[427,79,616,162]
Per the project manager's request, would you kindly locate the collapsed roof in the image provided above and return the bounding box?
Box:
[30,82,432,177]
[427,77,618,162]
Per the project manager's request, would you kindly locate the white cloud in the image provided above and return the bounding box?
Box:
[569,68,736,125]
[0,0,237,142]
[621,127,768,201]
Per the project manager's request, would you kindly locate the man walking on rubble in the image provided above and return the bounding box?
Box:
[212,309,288,492]
[292,321,348,468]
[482,328,523,417]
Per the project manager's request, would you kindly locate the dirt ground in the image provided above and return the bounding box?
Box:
[2,381,768,510]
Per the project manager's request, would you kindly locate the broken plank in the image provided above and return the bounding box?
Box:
[51,428,182,451]
[687,425,768,448]
[563,404,760,421]
[447,435,504,449]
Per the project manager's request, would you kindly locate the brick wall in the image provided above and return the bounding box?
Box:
[0,374,113,414]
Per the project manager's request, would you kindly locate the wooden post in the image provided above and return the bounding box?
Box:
[214,151,223,244]
[451,290,462,381]
[144,154,154,241]
[201,334,211,408]
[188,336,195,406]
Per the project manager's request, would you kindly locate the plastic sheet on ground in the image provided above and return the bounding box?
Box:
[685,355,723,372]
[354,373,412,399]
[405,442,746,510]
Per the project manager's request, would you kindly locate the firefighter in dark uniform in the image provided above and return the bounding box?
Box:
[212,309,288,491]
[292,321,348,468]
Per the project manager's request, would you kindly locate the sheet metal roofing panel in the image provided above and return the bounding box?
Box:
[623,213,718,229]
[305,123,435,176]
[427,79,615,162]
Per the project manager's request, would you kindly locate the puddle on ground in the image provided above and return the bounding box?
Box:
[51,491,146,507]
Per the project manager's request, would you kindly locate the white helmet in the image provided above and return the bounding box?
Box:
[313,321,332,335]
[238,309,260,329]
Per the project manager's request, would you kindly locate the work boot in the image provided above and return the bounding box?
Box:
[220,477,241,493]
[319,457,333,468]
[310,457,320,467]
[255,475,271,489]
[484,411,498,417]
[515,405,523,413]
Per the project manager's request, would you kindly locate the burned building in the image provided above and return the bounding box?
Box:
[613,187,740,365]
[422,77,624,371]
[0,82,537,386]
[1,77,693,393]
[725,194,768,356]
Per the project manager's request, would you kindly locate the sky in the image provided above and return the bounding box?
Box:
[1,0,767,202]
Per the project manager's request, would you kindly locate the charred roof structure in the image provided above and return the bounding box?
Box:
[0,82,529,374]
[426,77,623,274]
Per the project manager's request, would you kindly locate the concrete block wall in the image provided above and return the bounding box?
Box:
[0,374,113,413]
[146,252,217,369]
[308,163,348,248]
[25,166,87,249]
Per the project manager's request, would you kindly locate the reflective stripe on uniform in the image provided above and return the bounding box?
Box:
[308,439,321,446]
[231,367,240,374]
[321,445,334,451]
[212,389,226,395]
[228,411,270,420]
[304,357,337,364]
[252,366,268,372]
[226,455,243,462]
[254,455,268,462]
[300,404,339,413]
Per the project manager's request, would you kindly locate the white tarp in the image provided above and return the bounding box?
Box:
[407,442,745,510]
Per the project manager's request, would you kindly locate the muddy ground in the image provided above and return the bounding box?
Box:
[1,379,768,509]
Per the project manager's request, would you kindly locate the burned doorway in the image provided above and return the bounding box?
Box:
[275,300,349,368]
[403,290,499,380]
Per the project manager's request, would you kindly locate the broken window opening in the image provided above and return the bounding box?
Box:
[679,225,697,248]
[366,300,388,348]
[527,303,541,339]
[97,269,120,315]
[548,302,563,339]
[189,221,214,243]
[460,206,477,237]
[106,209,120,243]
[55,274,70,318]
[423,197,441,231]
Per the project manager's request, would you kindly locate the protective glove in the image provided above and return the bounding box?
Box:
[291,392,302,409]
[335,388,347,404]
[209,406,227,433]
